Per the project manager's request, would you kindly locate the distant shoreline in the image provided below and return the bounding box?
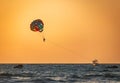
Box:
[0,63,120,65]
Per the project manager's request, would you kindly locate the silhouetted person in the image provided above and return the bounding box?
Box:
[43,38,46,42]
[14,64,23,69]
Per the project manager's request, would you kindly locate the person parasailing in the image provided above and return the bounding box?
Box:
[30,19,45,42]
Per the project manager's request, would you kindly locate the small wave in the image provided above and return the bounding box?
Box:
[47,77,66,82]
[32,76,67,83]
[103,73,120,81]
[69,74,81,78]
[82,74,102,80]
[80,73,120,81]
[31,79,46,83]
[11,76,31,80]
[0,73,16,77]
[31,78,56,83]
[0,72,34,77]
[104,73,120,78]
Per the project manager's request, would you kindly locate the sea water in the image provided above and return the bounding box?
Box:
[0,64,120,83]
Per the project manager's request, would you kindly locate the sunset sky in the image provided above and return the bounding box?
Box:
[0,0,120,63]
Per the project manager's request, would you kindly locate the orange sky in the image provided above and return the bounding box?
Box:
[0,0,120,63]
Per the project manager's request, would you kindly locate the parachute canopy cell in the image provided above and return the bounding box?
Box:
[30,19,44,32]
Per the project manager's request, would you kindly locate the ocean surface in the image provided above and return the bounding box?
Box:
[0,64,120,83]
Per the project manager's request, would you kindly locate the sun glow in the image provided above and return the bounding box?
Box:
[0,0,120,63]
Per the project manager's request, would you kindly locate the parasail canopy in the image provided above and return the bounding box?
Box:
[30,19,44,32]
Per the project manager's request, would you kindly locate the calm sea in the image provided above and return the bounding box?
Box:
[0,64,120,83]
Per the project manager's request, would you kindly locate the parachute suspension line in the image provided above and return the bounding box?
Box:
[46,38,76,55]
[41,31,45,42]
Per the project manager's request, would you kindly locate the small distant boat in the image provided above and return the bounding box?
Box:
[92,59,99,66]
[14,64,23,69]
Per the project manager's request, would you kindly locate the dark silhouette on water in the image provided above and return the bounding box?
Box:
[14,65,23,69]
[92,59,99,66]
